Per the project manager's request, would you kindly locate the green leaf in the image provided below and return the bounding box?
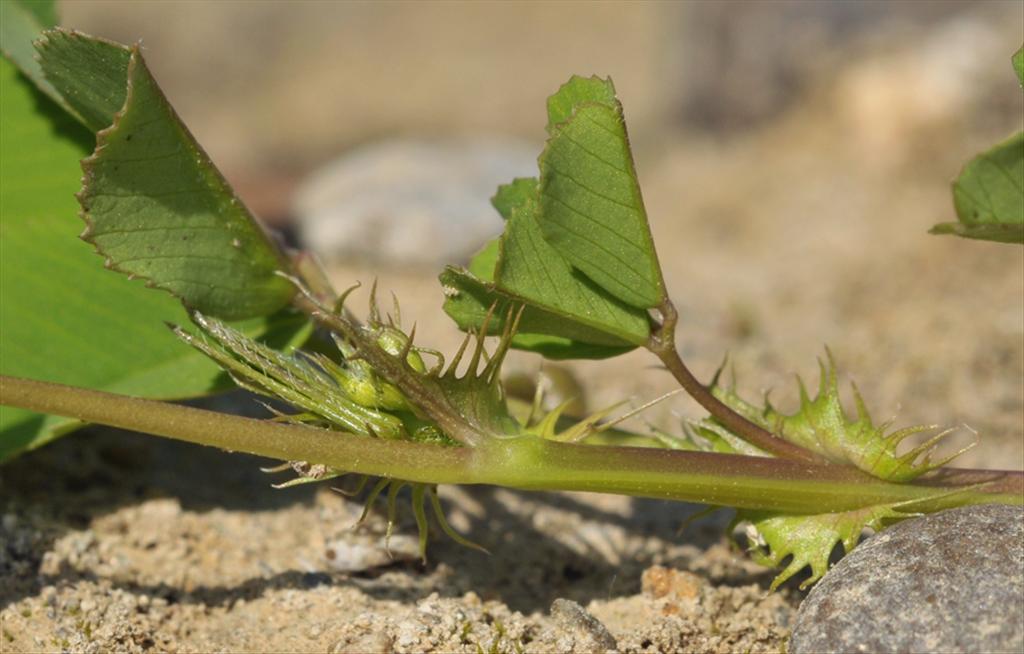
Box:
[0,1,70,118]
[445,175,650,359]
[464,178,535,282]
[0,59,309,462]
[1013,45,1023,87]
[34,28,131,132]
[467,239,500,280]
[931,131,1024,244]
[538,75,666,308]
[497,180,649,340]
[491,177,537,220]
[441,267,637,359]
[545,75,617,132]
[35,30,296,319]
[443,77,665,357]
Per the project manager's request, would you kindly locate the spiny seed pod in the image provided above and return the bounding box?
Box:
[376,326,427,373]
[331,326,426,412]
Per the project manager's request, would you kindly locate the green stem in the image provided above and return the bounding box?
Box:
[2,374,471,483]
[3,375,1020,513]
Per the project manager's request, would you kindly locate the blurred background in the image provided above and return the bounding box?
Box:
[60,0,1023,467]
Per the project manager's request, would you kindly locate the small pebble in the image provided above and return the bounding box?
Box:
[550,598,618,653]
[323,534,419,572]
[790,504,1024,654]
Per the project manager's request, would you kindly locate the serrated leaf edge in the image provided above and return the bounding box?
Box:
[74,41,293,319]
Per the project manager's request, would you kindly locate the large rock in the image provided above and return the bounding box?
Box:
[294,138,538,267]
[790,503,1024,654]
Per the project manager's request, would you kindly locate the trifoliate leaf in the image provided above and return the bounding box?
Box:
[443,176,650,359]
[496,182,650,340]
[443,76,667,356]
[34,30,296,319]
[538,76,666,308]
[699,352,970,481]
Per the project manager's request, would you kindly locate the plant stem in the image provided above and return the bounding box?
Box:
[650,300,825,463]
[3,375,1020,513]
[1,374,471,483]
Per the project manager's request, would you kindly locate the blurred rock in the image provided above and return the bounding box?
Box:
[790,504,1024,654]
[294,139,537,267]
[671,1,1010,133]
[830,13,1016,169]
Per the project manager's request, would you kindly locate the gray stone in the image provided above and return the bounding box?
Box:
[294,138,538,267]
[790,504,1024,654]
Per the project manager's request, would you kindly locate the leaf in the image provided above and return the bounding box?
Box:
[699,352,969,481]
[442,78,664,357]
[491,176,537,221]
[495,180,650,341]
[465,177,539,280]
[444,177,650,359]
[441,267,636,360]
[538,76,666,308]
[0,0,71,118]
[1013,45,1023,87]
[35,30,296,319]
[0,59,309,462]
[931,131,1024,244]
[34,28,131,132]
[931,51,1024,245]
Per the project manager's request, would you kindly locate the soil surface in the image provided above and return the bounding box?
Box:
[3,3,1023,652]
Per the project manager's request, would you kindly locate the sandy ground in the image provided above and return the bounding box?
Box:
[3,3,1023,652]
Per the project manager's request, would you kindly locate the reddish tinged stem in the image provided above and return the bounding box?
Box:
[650,300,826,464]
[2,375,1020,514]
